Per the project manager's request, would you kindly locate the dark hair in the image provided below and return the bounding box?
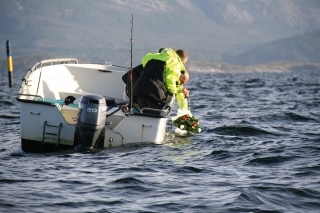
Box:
[175,49,188,61]
[158,48,165,53]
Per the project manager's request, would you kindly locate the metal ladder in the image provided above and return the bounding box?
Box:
[42,121,62,145]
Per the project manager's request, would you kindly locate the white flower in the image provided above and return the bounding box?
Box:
[175,128,187,136]
[180,125,185,129]
[198,128,201,133]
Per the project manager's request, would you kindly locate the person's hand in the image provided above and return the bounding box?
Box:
[182,88,189,98]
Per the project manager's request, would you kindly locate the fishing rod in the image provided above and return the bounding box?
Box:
[129,13,133,110]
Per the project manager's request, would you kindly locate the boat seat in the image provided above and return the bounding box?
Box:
[60,105,79,124]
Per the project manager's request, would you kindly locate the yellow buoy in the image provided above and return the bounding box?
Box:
[6,40,13,88]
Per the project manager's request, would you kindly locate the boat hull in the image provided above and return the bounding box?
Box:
[17,58,170,152]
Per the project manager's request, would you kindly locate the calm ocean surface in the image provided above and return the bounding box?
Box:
[1,68,320,213]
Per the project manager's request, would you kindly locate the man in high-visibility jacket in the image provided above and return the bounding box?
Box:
[133,48,189,114]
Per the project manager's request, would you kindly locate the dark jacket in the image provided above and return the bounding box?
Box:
[122,64,143,104]
[133,59,167,105]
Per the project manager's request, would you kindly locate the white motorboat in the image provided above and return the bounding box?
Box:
[16,58,173,152]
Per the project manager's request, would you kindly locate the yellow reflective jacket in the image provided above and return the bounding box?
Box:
[141,48,188,110]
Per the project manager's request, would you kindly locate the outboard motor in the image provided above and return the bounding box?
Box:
[76,94,107,149]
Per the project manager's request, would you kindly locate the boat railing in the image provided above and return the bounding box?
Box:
[140,94,175,117]
[17,94,44,101]
[140,107,171,117]
[30,58,79,71]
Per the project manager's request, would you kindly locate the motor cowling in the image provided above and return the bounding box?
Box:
[76,94,107,149]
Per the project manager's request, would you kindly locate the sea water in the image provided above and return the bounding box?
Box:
[1,68,320,213]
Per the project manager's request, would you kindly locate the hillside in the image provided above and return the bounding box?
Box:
[224,29,320,65]
[0,0,320,67]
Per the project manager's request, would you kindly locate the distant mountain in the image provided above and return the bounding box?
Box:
[0,0,320,67]
[224,29,320,65]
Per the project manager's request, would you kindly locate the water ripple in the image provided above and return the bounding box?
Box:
[1,70,320,212]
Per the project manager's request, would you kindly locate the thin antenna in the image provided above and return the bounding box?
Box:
[130,13,133,72]
[129,13,133,110]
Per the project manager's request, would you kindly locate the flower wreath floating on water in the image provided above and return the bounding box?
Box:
[172,110,201,136]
